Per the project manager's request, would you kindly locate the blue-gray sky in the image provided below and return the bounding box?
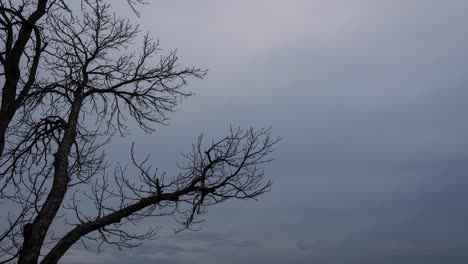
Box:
[63,0,468,263]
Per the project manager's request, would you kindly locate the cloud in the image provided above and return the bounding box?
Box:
[54,0,468,263]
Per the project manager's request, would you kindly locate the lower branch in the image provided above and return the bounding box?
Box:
[41,189,187,264]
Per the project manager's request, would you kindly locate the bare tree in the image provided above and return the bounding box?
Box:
[0,1,279,264]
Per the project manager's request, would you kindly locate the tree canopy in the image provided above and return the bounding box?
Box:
[0,1,278,263]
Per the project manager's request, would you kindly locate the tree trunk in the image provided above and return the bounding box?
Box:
[17,95,82,264]
[0,116,7,157]
[0,0,48,157]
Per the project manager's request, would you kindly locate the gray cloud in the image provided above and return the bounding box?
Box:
[59,0,468,263]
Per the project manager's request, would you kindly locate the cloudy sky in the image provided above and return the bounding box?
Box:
[63,0,468,263]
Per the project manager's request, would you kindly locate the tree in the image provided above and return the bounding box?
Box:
[0,1,279,264]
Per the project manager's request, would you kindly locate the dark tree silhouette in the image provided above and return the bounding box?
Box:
[0,1,279,264]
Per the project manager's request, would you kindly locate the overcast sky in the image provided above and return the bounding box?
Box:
[62,0,468,263]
